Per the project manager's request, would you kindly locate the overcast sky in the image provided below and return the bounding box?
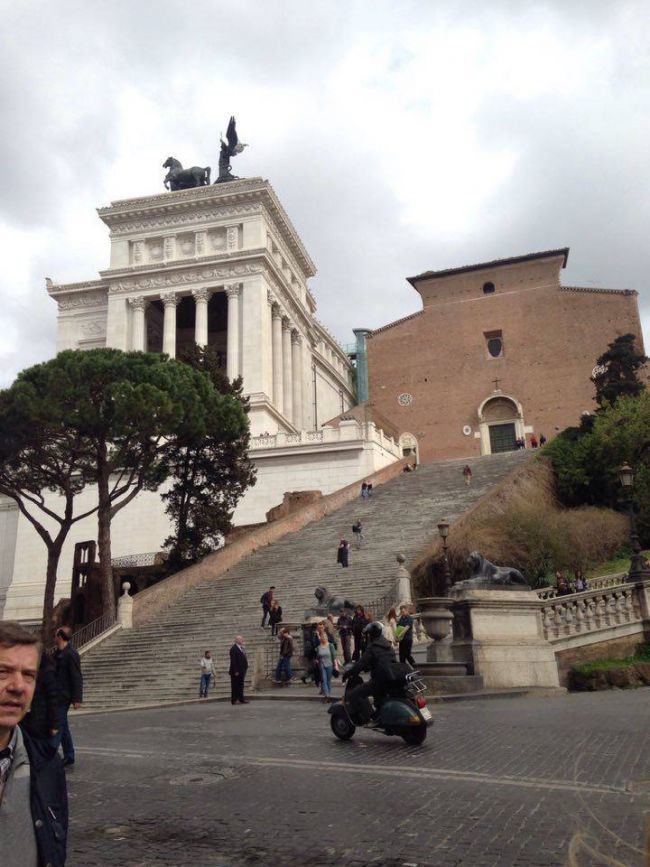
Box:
[1,0,649,386]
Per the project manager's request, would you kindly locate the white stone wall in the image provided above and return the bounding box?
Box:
[2,422,399,622]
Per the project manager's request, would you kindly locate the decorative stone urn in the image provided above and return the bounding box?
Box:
[416,596,454,643]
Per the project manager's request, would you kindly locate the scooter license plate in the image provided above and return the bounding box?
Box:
[420,707,433,723]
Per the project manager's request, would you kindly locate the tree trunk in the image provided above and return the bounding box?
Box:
[97,442,116,619]
[41,542,64,643]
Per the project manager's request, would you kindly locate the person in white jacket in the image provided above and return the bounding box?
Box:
[199,650,216,698]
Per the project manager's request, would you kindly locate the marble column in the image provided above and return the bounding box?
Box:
[291,330,303,430]
[192,287,211,347]
[271,303,284,413]
[225,283,241,381]
[128,296,147,351]
[161,292,179,358]
[282,316,293,422]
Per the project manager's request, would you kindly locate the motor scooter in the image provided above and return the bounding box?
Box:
[328,666,432,745]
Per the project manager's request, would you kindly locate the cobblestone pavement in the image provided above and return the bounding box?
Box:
[65,690,650,867]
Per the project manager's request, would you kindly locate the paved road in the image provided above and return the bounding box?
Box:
[65,690,650,866]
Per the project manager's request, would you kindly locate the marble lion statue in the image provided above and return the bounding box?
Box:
[454,551,531,591]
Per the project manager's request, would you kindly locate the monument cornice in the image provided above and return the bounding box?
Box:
[97,177,316,279]
[46,278,109,310]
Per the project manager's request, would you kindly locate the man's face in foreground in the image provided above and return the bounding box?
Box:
[0,644,39,731]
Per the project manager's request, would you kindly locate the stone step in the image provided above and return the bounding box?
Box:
[81,451,530,708]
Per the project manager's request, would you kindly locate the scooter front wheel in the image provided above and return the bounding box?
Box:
[331,712,356,741]
[402,726,427,746]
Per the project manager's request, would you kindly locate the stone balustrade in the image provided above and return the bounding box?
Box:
[250,422,400,456]
[540,581,643,643]
[535,572,626,600]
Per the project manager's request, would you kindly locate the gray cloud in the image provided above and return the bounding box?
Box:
[1,0,649,388]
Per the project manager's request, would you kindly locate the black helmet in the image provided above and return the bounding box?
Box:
[363,621,383,642]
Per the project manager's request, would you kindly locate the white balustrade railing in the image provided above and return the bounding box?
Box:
[250,422,400,456]
[536,572,626,600]
[540,582,643,643]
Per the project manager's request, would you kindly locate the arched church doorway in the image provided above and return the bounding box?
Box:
[399,432,419,463]
[477,395,525,455]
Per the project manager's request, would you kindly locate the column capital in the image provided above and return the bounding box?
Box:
[281,315,292,331]
[224,283,242,299]
[160,291,180,308]
[272,302,283,320]
[128,295,147,311]
[267,290,275,306]
[291,329,302,346]
[191,287,212,303]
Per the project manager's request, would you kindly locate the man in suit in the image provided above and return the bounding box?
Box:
[52,627,83,767]
[228,635,249,705]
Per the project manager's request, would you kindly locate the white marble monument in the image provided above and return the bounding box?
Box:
[0,179,400,621]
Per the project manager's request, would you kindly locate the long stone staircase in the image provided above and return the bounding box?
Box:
[81,451,530,710]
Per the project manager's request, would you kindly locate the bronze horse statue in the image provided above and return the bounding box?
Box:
[162,157,211,191]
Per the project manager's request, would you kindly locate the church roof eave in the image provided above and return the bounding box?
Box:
[406,247,570,287]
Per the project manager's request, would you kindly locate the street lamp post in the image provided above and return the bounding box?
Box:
[618,463,648,580]
[437,518,452,596]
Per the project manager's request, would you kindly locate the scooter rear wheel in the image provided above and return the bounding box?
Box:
[331,713,356,741]
[402,727,427,746]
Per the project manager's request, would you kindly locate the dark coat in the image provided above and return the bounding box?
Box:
[269,605,283,625]
[337,541,349,567]
[347,636,396,684]
[20,725,68,867]
[228,644,248,677]
[352,612,368,638]
[23,656,60,739]
[279,634,294,658]
[53,644,83,706]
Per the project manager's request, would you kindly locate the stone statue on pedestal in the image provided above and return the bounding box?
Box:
[452,551,531,593]
[305,586,357,620]
[394,553,413,608]
[216,116,248,183]
[162,157,211,191]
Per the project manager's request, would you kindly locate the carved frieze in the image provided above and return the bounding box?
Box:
[57,291,108,311]
[107,204,260,237]
[79,319,107,337]
[109,263,263,293]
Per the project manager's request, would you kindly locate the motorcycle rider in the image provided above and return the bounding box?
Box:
[342,621,397,721]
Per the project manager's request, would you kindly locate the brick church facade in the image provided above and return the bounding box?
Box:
[362,248,644,464]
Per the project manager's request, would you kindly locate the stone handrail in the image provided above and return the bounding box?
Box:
[540,580,645,643]
[536,572,626,600]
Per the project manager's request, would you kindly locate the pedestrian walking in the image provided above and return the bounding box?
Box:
[228,635,249,704]
[316,622,337,701]
[396,604,416,667]
[531,434,538,449]
[336,609,353,663]
[199,650,216,698]
[575,569,586,592]
[275,627,294,684]
[361,481,369,498]
[337,538,350,568]
[22,651,60,743]
[352,519,364,548]
[301,624,321,687]
[52,626,83,767]
[462,464,472,487]
[383,607,398,646]
[260,585,275,628]
[352,605,368,661]
[539,434,547,447]
[269,600,283,636]
[0,621,68,866]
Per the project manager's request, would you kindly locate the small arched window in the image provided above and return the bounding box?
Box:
[483,281,496,294]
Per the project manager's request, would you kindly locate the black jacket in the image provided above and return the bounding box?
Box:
[53,644,83,706]
[20,725,68,867]
[347,636,396,684]
[228,644,248,677]
[23,656,60,739]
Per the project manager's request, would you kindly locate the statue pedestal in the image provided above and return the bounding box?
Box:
[450,589,560,689]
